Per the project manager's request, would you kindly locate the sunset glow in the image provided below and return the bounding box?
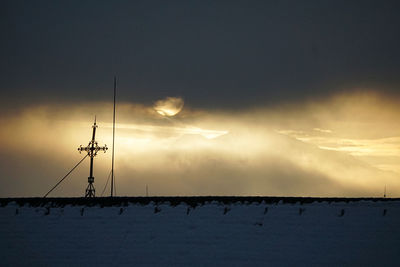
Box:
[1,91,399,197]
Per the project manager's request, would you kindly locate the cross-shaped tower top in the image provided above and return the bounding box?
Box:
[78,117,108,197]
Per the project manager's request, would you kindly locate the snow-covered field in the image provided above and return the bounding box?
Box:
[1,198,399,266]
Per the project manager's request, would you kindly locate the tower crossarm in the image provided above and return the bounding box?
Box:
[78,142,108,157]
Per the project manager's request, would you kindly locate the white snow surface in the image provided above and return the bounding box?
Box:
[1,200,400,266]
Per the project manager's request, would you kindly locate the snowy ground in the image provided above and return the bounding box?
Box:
[1,198,399,266]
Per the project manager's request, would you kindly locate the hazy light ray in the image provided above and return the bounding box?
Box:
[278,128,400,174]
[104,123,228,139]
[318,146,375,155]
[278,130,400,156]
[313,128,332,133]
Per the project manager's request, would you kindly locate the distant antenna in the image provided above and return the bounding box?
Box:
[384,184,387,198]
[111,76,117,197]
[78,117,108,197]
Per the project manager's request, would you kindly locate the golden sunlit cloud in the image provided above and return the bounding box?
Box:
[154,96,184,116]
[1,90,400,197]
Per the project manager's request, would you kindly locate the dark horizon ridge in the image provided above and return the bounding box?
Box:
[1,196,399,207]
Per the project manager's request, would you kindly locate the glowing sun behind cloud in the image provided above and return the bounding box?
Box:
[154,97,184,116]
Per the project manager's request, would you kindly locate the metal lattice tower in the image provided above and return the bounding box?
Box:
[78,117,108,197]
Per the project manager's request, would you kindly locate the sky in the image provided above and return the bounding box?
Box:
[1,0,400,197]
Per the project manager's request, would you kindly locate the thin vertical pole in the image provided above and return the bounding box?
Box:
[111,76,116,197]
[384,184,386,198]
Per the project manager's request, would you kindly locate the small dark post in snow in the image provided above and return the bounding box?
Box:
[154,206,161,213]
[383,209,387,216]
[299,208,305,215]
[264,207,268,214]
[338,209,345,217]
[80,208,84,216]
[223,207,230,215]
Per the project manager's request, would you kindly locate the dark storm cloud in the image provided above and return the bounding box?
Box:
[1,0,400,109]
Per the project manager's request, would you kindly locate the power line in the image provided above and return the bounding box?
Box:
[43,154,88,198]
[101,170,112,197]
[113,172,117,196]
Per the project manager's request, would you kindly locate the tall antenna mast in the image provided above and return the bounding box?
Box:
[111,76,117,197]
